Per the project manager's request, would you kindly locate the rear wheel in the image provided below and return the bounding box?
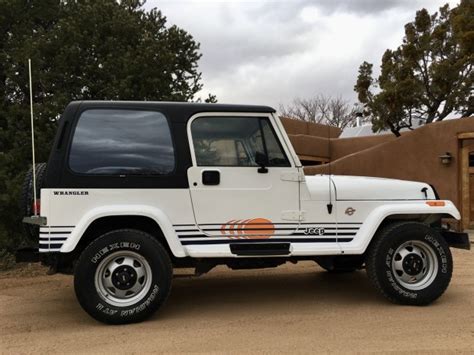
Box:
[74,229,172,324]
[366,222,452,305]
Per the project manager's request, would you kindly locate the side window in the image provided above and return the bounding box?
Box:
[69,109,175,175]
[191,116,290,167]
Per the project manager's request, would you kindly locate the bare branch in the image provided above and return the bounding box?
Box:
[279,95,357,129]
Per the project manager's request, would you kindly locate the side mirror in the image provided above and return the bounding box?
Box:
[255,151,268,174]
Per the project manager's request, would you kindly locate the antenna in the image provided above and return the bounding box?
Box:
[327,119,333,214]
[28,59,38,216]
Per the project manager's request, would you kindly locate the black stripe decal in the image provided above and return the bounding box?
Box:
[176,227,359,233]
[178,232,356,238]
[204,228,298,232]
[39,243,63,249]
[174,223,299,227]
[39,237,68,241]
[174,223,362,227]
[40,226,75,228]
[292,232,356,236]
[181,238,353,245]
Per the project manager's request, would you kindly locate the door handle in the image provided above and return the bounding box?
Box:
[202,170,220,185]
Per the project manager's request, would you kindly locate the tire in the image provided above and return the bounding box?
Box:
[20,162,47,241]
[74,229,172,324]
[366,222,452,305]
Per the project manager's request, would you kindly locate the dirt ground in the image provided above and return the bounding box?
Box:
[1,249,473,354]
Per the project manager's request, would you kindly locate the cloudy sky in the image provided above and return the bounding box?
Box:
[145,0,458,109]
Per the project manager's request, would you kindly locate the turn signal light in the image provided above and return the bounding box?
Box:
[426,201,445,207]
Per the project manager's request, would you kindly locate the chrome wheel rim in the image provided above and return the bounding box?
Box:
[95,251,152,307]
[391,240,438,291]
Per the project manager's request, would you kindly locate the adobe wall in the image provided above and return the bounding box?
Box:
[288,134,330,159]
[281,117,395,160]
[305,118,474,213]
[280,117,341,138]
[330,134,396,160]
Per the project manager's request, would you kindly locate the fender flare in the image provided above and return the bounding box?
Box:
[60,205,187,257]
[341,200,461,255]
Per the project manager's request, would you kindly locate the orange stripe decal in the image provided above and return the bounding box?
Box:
[220,218,274,239]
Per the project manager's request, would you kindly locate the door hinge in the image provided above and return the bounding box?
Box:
[281,210,305,221]
[281,171,305,182]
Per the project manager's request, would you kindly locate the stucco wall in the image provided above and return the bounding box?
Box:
[330,134,396,160]
[281,117,341,138]
[288,134,330,159]
[281,118,395,160]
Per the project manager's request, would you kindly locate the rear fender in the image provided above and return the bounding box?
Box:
[60,205,186,257]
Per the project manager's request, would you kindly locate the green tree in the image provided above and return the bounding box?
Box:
[354,1,473,136]
[0,0,213,255]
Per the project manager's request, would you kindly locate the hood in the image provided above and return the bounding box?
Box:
[329,175,436,201]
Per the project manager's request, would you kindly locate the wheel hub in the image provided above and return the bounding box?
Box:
[402,253,424,275]
[112,265,138,290]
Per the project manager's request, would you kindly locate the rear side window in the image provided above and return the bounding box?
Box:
[69,109,175,175]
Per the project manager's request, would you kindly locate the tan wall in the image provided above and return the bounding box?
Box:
[281,117,341,138]
[330,134,396,160]
[288,134,330,159]
[281,118,396,160]
[305,118,474,221]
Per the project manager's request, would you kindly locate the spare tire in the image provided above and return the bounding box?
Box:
[20,163,47,241]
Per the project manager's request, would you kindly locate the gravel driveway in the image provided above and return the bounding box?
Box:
[1,249,473,353]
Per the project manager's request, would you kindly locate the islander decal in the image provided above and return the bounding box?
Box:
[220,218,274,239]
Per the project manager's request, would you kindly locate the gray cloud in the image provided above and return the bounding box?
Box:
[145,0,457,108]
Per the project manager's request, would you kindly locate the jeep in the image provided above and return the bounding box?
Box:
[22,101,470,324]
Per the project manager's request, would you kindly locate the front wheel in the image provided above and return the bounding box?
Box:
[366,222,452,305]
[74,229,172,324]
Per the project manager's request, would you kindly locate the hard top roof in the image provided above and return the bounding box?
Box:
[69,101,276,120]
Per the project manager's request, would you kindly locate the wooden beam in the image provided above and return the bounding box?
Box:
[298,154,330,162]
[458,132,474,139]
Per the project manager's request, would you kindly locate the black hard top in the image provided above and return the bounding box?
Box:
[44,100,276,188]
[68,101,276,122]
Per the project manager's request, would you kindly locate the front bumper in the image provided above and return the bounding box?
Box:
[441,230,471,250]
[22,216,47,226]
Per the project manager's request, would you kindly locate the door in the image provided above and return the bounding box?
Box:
[187,113,301,239]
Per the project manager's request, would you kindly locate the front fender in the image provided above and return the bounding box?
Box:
[60,205,186,257]
[341,200,461,255]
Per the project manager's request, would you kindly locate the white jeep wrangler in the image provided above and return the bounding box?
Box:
[22,101,470,324]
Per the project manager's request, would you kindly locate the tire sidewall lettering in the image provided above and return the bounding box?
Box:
[424,234,448,274]
[90,242,141,264]
[94,284,160,317]
[119,284,160,317]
